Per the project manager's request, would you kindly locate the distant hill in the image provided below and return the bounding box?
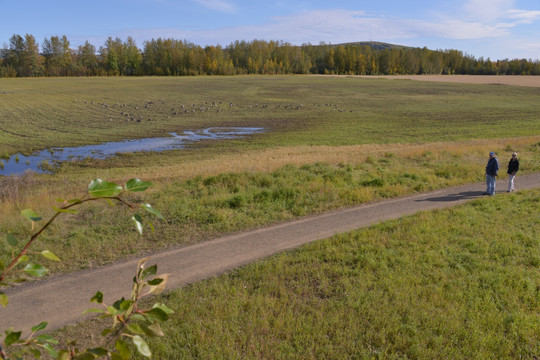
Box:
[334,41,413,51]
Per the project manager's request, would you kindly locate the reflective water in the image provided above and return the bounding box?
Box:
[0,127,264,176]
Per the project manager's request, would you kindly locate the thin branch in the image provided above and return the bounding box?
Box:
[0,196,137,282]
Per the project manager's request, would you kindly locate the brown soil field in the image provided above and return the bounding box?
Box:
[354,75,540,87]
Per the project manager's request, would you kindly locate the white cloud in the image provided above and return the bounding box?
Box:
[116,6,539,59]
[508,9,540,24]
[463,0,514,22]
[194,0,237,14]
[417,19,512,39]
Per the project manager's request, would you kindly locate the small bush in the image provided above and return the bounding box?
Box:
[360,178,385,187]
[227,195,245,209]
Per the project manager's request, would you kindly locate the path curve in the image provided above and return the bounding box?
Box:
[2,173,540,333]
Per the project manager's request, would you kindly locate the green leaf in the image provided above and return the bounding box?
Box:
[146,275,169,295]
[118,299,134,312]
[41,250,61,262]
[43,343,59,358]
[147,278,163,286]
[132,335,151,358]
[30,348,42,358]
[83,308,105,314]
[112,298,133,311]
[106,305,118,315]
[0,293,8,307]
[142,321,165,337]
[115,339,131,360]
[88,179,123,198]
[153,303,175,315]
[144,307,169,322]
[24,263,48,277]
[21,209,42,222]
[131,314,146,322]
[4,331,22,346]
[87,347,109,356]
[31,321,48,332]
[125,178,153,192]
[36,334,59,344]
[126,323,145,335]
[72,351,96,360]
[141,264,157,279]
[7,233,18,247]
[13,254,29,269]
[67,198,81,204]
[90,291,103,304]
[57,350,71,360]
[52,206,78,214]
[141,203,164,219]
[146,220,155,233]
[131,214,143,235]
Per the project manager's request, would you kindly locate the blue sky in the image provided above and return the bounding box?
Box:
[1,0,539,60]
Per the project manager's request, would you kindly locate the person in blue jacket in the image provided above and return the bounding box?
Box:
[484,151,499,196]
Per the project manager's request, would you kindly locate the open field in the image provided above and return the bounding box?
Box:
[1,76,540,358]
[1,76,540,158]
[354,74,540,87]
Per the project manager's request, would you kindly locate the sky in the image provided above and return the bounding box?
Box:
[1,0,540,60]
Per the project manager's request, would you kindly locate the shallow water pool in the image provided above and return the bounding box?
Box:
[0,127,264,176]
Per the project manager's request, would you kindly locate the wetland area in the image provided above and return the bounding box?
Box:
[0,127,263,175]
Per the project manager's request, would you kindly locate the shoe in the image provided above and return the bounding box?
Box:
[482,192,489,195]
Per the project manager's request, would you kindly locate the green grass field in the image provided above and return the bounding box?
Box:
[147,190,540,359]
[1,76,540,358]
[59,189,540,359]
[1,76,540,157]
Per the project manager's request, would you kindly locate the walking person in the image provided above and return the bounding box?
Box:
[484,151,499,196]
[507,152,520,192]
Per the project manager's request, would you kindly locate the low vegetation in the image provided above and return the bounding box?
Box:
[1,137,539,276]
[58,189,540,359]
[1,76,540,156]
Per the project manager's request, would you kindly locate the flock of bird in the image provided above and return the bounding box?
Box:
[73,99,353,124]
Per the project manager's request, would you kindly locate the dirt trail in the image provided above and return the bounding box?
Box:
[2,173,540,333]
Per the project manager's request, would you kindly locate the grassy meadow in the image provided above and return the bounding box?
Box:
[1,76,540,358]
[59,189,540,359]
[1,76,540,157]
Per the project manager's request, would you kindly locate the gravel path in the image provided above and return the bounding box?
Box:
[2,172,539,333]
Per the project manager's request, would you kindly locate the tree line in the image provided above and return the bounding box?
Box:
[1,34,539,77]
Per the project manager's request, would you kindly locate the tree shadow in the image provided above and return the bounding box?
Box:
[416,191,485,202]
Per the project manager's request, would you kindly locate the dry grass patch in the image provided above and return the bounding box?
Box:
[353,75,540,87]
[1,136,539,219]
[134,135,540,182]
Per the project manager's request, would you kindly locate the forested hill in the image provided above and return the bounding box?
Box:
[1,34,539,77]
[336,41,411,51]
